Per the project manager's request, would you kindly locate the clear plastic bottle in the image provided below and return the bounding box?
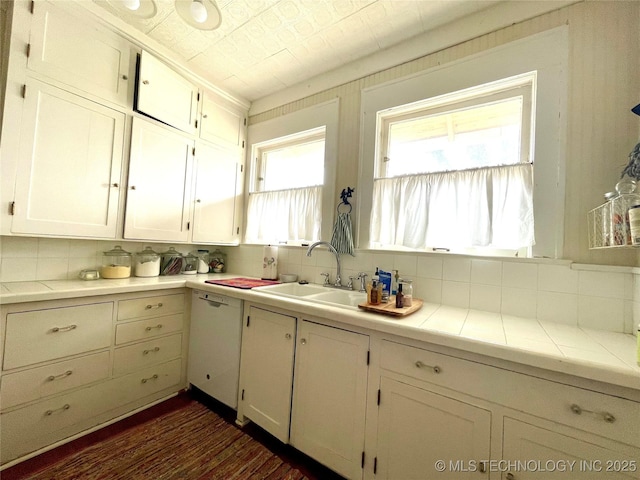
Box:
[400,279,413,307]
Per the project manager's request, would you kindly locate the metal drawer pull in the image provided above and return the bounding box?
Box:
[50,324,77,333]
[143,347,160,355]
[47,370,73,381]
[145,302,163,310]
[415,360,441,374]
[570,404,615,423]
[141,374,159,384]
[145,324,163,331]
[45,404,70,416]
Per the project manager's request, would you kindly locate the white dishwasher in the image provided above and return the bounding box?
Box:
[188,289,243,409]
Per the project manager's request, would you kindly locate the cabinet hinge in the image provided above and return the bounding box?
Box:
[21,84,26,99]
[246,316,250,327]
[241,389,245,401]
[195,119,198,129]
[26,43,31,58]
[30,0,35,14]
[374,457,378,474]
[366,350,370,365]
[197,92,200,101]
[244,118,247,126]
[192,147,196,156]
[186,221,190,231]
[361,451,365,469]
[377,389,381,406]
[240,165,243,173]
[9,201,15,216]
[242,140,245,148]
[236,227,240,235]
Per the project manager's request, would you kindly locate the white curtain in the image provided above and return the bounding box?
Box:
[246,186,322,243]
[370,164,534,249]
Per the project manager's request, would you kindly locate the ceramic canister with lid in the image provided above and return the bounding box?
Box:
[101,246,132,279]
[134,246,160,277]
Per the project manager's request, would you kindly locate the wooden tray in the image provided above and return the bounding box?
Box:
[357,296,423,317]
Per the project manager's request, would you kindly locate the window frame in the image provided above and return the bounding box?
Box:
[358,27,568,259]
[245,99,339,246]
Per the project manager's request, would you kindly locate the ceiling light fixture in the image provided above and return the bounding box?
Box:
[106,0,156,19]
[122,0,140,11]
[175,0,222,31]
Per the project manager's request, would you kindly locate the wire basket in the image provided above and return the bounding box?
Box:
[588,193,640,248]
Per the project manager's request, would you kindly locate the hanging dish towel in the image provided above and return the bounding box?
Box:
[331,211,355,256]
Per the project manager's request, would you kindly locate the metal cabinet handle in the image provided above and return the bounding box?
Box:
[202,114,208,119]
[130,185,136,190]
[415,360,441,374]
[112,183,119,188]
[143,347,160,355]
[121,74,128,80]
[285,333,292,339]
[50,325,77,333]
[300,338,307,345]
[47,370,73,382]
[145,303,163,310]
[145,324,163,331]
[141,374,159,384]
[45,404,70,416]
[570,404,615,423]
[196,199,201,203]
[142,80,149,85]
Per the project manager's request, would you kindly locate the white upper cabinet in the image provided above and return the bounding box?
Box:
[199,91,246,148]
[191,142,243,244]
[124,117,193,242]
[12,78,125,238]
[28,0,133,107]
[136,50,198,134]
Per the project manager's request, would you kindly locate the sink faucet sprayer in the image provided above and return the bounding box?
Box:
[306,241,343,288]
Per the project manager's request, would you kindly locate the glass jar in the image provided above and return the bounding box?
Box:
[134,246,160,277]
[209,249,226,273]
[183,253,198,275]
[101,246,132,279]
[160,247,183,275]
[399,279,413,307]
[196,249,210,273]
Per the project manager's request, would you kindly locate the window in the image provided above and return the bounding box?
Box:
[371,74,535,254]
[359,27,568,258]
[245,99,339,245]
[245,128,325,244]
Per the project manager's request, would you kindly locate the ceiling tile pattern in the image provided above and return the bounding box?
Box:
[93,0,499,101]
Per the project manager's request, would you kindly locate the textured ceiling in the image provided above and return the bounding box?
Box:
[93,0,500,102]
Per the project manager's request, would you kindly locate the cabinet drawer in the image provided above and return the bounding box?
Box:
[111,358,183,407]
[115,314,183,345]
[380,340,640,446]
[1,351,110,410]
[117,294,184,321]
[113,334,182,376]
[4,303,113,370]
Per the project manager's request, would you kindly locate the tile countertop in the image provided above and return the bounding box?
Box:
[1,275,639,394]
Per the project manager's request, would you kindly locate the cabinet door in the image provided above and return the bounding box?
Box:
[28,0,132,106]
[200,92,245,148]
[375,377,492,479]
[124,118,193,242]
[12,79,124,238]
[503,417,640,479]
[238,306,296,442]
[191,142,242,244]
[136,50,198,134]
[290,321,369,480]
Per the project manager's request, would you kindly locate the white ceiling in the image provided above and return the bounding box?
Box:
[92,0,502,103]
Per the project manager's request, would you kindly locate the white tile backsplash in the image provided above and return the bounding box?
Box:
[2,239,639,335]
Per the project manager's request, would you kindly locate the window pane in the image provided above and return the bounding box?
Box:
[385,97,523,177]
[261,139,325,191]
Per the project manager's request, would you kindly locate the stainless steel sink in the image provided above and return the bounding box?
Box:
[255,282,366,309]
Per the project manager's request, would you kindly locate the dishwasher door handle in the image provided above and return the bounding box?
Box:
[203,299,224,308]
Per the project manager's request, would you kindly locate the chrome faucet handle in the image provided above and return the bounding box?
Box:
[347,276,354,290]
[356,272,368,292]
[334,274,342,287]
[320,272,330,285]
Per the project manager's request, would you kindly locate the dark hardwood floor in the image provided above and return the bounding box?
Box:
[2,388,346,480]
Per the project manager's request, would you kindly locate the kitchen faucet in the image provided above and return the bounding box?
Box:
[306,241,344,288]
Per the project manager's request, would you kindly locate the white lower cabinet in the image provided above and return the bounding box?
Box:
[502,417,640,480]
[0,290,188,466]
[237,304,296,442]
[374,376,492,479]
[290,320,369,480]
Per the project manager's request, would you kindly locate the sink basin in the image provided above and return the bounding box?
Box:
[254,282,327,297]
[307,290,367,307]
[255,282,366,309]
